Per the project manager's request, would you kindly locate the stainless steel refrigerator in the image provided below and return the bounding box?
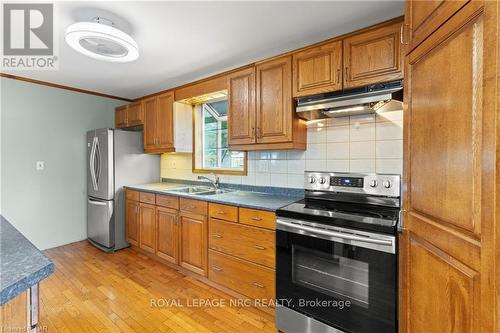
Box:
[87,128,159,252]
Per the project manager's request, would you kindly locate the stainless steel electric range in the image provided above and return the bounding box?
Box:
[275,172,401,333]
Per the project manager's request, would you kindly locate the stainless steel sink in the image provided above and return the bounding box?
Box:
[169,186,213,194]
[168,186,234,196]
[196,189,235,195]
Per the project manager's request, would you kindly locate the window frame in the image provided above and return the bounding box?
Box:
[192,97,247,176]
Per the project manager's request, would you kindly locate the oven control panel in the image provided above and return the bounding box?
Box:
[305,172,400,197]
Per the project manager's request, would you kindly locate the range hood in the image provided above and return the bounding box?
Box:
[296,80,403,120]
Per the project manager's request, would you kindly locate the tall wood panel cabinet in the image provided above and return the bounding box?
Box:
[115,101,143,128]
[400,1,499,332]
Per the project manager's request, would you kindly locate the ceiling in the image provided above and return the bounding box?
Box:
[3,1,404,100]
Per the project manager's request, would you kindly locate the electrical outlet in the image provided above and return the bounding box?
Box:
[36,161,45,170]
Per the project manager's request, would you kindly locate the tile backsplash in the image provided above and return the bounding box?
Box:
[161,110,403,189]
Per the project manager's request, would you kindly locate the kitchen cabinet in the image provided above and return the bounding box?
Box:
[179,212,207,276]
[126,190,278,307]
[125,199,140,247]
[143,91,175,153]
[404,0,468,54]
[156,206,178,264]
[229,57,306,151]
[343,20,403,88]
[115,105,128,128]
[292,40,343,97]
[115,101,143,128]
[139,203,156,253]
[400,1,499,333]
[227,67,256,146]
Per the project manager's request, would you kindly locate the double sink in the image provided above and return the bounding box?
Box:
[168,186,234,196]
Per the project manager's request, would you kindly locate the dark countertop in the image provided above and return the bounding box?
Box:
[0,215,54,304]
[124,182,302,212]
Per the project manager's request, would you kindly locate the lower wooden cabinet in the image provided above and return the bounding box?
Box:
[209,218,275,268]
[156,206,179,264]
[208,250,275,300]
[139,203,156,253]
[179,212,208,276]
[125,199,140,246]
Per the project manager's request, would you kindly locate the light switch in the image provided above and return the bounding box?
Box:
[36,161,45,170]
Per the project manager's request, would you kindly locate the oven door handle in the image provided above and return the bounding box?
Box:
[276,219,396,253]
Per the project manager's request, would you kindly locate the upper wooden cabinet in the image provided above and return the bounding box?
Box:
[143,91,175,153]
[227,58,306,151]
[256,56,293,144]
[227,67,256,146]
[292,40,343,97]
[404,0,468,53]
[343,20,403,89]
[115,102,143,128]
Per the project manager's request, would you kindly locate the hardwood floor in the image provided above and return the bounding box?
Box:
[40,241,277,333]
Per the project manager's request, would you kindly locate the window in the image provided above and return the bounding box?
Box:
[193,94,246,174]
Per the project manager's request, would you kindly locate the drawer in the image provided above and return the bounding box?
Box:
[156,194,179,210]
[126,189,140,201]
[180,198,207,215]
[209,218,275,268]
[209,203,238,222]
[239,208,276,230]
[209,250,275,301]
[139,192,155,204]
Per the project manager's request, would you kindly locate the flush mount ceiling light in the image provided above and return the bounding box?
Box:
[65,17,139,63]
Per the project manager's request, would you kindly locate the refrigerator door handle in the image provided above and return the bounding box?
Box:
[88,198,107,205]
[89,137,98,191]
[95,137,101,189]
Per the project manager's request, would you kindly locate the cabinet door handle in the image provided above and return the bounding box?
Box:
[252,127,256,138]
[212,266,223,272]
[345,67,349,81]
[252,282,265,288]
[254,245,266,250]
[336,68,340,84]
[212,233,223,239]
[251,217,262,221]
[217,211,226,215]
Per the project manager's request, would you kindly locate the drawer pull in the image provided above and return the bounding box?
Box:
[251,217,262,221]
[212,233,223,239]
[212,266,223,272]
[253,245,266,250]
[217,210,226,215]
[183,205,196,209]
[253,282,265,288]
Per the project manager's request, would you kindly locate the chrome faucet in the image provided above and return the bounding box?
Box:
[197,174,220,190]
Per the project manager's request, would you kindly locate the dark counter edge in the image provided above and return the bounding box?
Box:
[123,186,302,212]
[0,260,54,305]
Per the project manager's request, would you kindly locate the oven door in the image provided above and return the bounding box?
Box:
[276,217,397,333]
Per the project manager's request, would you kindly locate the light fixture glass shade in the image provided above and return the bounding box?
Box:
[65,22,139,62]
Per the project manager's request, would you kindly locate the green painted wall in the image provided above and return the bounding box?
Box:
[0,78,124,250]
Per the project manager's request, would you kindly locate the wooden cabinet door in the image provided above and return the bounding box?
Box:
[227,67,256,145]
[127,101,143,126]
[156,206,178,264]
[142,97,157,151]
[156,92,174,151]
[405,0,468,53]
[256,56,292,144]
[343,20,403,88]
[115,105,128,128]
[401,2,496,332]
[125,200,140,246]
[139,203,156,253]
[292,40,342,97]
[179,212,207,276]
